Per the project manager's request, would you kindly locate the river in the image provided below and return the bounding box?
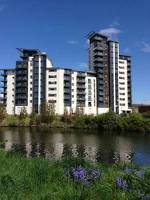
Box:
[0,127,150,165]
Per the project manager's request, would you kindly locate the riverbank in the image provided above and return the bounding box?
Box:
[0,112,150,133]
[0,149,150,200]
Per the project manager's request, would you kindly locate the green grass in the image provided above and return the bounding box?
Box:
[0,150,150,199]
[1,112,150,133]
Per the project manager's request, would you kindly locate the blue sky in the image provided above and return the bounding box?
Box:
[0,0,150,103]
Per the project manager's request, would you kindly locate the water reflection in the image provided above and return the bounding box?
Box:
[0,128,150,165]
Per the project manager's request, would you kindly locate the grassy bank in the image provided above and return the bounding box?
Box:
[0,104,150,133]
[1,112,150,133]
[0,149,150,199]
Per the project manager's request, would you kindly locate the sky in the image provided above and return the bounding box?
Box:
[0,0,150,104]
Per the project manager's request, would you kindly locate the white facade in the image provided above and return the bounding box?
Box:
[1,43,132,116]
[118,59,132,114]
[46,68,65,115]
[45,68,98,115]
[3,70,15,115]
[109,41,132,114]
[15,49,53,115]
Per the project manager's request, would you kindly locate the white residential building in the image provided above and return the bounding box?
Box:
[0,69,15,115]
[0,32,132,115]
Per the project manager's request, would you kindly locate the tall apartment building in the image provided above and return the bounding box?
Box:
[0,49,97,115]
[46,68,97,115]
[0,69,15,114]
[88,32,110,114]
[88,32,132,114]
[15,48,53,114]
[0,32,132,115]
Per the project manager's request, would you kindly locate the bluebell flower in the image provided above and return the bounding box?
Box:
[64,166,101,186]
[72,166,86,180]
[90,169,101,179]
[136,171,144,178]
[115,176,128,189]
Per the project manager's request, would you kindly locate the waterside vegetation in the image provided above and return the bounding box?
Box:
[0,149,150,199]
[0,103,150,133]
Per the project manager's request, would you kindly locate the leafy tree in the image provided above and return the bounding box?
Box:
[40,101,55,126]
[0,103,6,123]
[30,112,40,126]
[18,107,28,125]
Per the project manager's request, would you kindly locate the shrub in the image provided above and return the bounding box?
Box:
[0,104,6,124]
[40,102,55,126]
[96,112,121,131]
[6,115,18,127]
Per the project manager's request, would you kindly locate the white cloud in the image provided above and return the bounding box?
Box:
[141,42,150,53]
[67,40,79,45]
[99,27,121,39]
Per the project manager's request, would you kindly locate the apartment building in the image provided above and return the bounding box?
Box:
[0,32,132,115]
[88,32,110,114]
[0,69,15,114]
[15,48,53,114]
[88,32,132,114]
[46,68,97,115]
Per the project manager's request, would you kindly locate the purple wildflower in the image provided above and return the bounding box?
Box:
[136,171,144,178]
[90,169,101,179]
[115,176,128,189]
[72,166,86,180]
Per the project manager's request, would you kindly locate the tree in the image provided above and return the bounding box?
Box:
[18,107,28,125]
[0,104,6,123]
[40,101,55,126]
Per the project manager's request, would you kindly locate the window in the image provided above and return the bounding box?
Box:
[119,77,125,80]
[49,75,57,78]
[120,103,125,106]
[49,88,56,90]
[88,102,92,107]
[49,81,57,84]
[88,79,91,83]
[48,100,56,103]
[48,94,56,97]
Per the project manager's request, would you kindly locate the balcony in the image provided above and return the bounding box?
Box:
[77,73,86,78]
[77,90,86,95]
[77,78,85,83]
[77,85,85,89]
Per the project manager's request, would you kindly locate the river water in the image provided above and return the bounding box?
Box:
[0,127,150,165]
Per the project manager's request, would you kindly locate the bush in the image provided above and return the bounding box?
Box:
[5,116,18,127]
[29,112,40,126]
[40,102,55,126]
[0,104,6,124]
[95,112,121,131]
